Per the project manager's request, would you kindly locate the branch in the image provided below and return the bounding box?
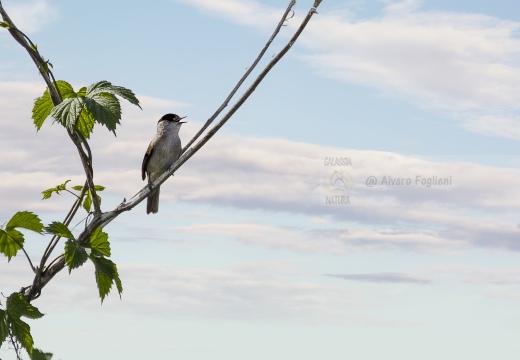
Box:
[101,1,322,224]
[181,0,297,153]
[0,1,100,215]
[68,131,101,214]
[0,1,61,105]
[10,0,323,301]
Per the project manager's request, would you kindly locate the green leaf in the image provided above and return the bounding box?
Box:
[88,228,110,257]
[72,185,84,191]
[10,316,34,355]
[5,293,44,356]
[35,80,139,137]
[32,81,76,130]
[50,97,84,130]
[77,87,87,97]
[0,229,23,261]
[82,81,141,135]
[0,308,8,346]
[45,222,74,240]
[53,80,76,100]
[42,180,71,200]
[94,185,106,191]
[6,211,44,234]
[32,348,53,360]
[83,95,121,134]
[32,91,54,130]
[75,107,96,138]
[0,212,43,261]
[90,256,123,302]
[64,239,88,273]
[6,293,44,320]
[83,191,92,212]
[0,21,10,29]
[86,80,141,108]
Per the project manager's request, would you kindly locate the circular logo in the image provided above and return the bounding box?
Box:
[323,170,353,194]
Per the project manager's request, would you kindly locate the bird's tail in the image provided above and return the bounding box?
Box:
[147,186,160,214]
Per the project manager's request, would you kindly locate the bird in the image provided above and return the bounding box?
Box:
[142,113,186,214]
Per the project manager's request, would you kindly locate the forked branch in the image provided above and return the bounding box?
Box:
[1,0,322,301]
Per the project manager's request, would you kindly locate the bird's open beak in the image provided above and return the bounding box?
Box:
[179,116,187,123]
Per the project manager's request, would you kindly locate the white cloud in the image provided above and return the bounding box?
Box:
[303,6,520,111]
[3,0,58,33]
[462,114,520,140]
[173,223,467,254]
[1,82,520,255]
[0,260,371,324]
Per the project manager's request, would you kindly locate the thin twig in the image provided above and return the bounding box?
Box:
[68,131,100,214]
[181,0,297,153]
[0,2,61,105]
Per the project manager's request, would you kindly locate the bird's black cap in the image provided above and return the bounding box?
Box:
[159,113,186,123]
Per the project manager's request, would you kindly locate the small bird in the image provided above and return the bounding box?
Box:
[142,113,186,214]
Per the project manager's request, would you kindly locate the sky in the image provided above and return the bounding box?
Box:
[1,0,520,359]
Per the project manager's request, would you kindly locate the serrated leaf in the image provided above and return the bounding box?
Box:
[34,80,139,136]
[0,229,23,261]
[50,97,84,130]
[32,81,76,130]
[64,239,88,273]
[53,80,76,100]
[90,256,123,302]
[88,228,110,257]
[32,91,54,130]
[9,316,34,355]
[0,308,8,346]
[83,95,120,133]
[41,180,71,200]
[77,87,87,97]
[86,81,141,108]
[83,192,92,212]
[1,211,42,261]
[75,106,95,138]
[6,211,44,234]
[45,222,74,240]
[5,293,44,357]
[6,293,44,320]
[32,348,53,360]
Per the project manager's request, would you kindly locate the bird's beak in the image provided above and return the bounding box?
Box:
[179,116,187,123]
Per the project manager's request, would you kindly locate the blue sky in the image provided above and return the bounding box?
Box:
[1,0,520,359]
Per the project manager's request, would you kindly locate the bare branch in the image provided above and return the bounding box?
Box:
[0,1,61,105]
[182,0,297,153]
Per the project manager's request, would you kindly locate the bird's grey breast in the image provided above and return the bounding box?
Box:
[147,125,182,181]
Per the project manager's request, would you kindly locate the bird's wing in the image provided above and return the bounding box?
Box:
[142,142,154,180]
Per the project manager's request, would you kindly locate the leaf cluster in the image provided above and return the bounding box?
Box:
[46,224,122,302]
[32,80,140,138]
[42,180,105,213]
